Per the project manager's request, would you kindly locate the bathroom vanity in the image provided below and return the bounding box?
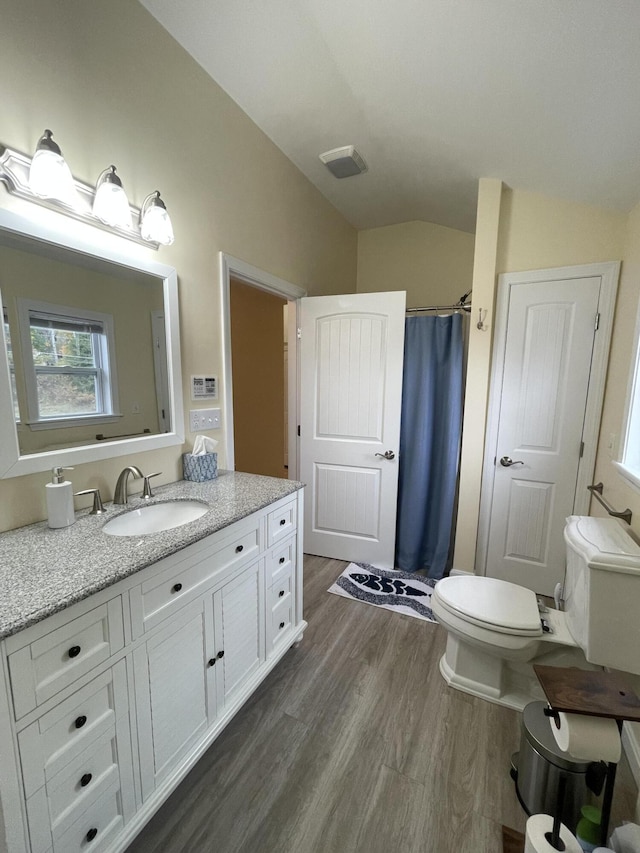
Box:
[0,472,305,853]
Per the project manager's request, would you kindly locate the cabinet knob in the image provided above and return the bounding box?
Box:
[171,583,182,593]
[86,827,98,842]
[68,645,81,658]
[217,650,225,659]
[279,518,286,526]
[279,621,285,629]
[279,590,285,598]
[80,773,92,787]
[74,715,87,729]
[235,544,244,553]
[208,658,216,667]
[279,557,285,564]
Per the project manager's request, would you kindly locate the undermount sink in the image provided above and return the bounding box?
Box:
[102,500,209,537]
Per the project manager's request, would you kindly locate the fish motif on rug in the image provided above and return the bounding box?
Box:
[328,562,438,623]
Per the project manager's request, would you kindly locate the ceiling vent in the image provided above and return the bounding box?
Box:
[319,146,367,178]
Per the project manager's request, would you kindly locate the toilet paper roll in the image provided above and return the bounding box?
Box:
[524,814,582,853]
[549,712,621,763]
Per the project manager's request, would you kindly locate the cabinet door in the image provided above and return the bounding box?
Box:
[134,598,216,800]
[212,560,265,710]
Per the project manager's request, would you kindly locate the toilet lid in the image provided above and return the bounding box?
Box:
[434,576,542,635]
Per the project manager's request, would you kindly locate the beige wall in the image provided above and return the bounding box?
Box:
[356,220,474,306]
[230,280,287,479]
[453,184,628,572]
[0,0,356,533]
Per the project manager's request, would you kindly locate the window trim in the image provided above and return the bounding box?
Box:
[17,298,121,426]
[614,294,640,495]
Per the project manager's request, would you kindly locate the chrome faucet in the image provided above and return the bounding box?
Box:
[113,465,143,505]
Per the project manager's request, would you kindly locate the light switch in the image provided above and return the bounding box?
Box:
[189,408,221,431]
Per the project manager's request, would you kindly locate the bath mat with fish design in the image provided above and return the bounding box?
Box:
[328,563,437,622]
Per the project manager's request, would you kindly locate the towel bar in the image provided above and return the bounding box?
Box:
[587,482,632,525]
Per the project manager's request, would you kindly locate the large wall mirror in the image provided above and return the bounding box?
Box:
[0,208,184,478]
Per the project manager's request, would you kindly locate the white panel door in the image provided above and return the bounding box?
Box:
[484,277,601,594]
[299,291,406,567]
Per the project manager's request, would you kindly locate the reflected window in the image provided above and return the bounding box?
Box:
[18,299,118,426]
[3,308,19,420]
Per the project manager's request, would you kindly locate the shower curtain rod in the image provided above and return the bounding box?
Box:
[406,290,472,315]
[406,301,471,314]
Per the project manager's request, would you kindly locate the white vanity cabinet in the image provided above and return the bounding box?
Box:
[0,487,305,853]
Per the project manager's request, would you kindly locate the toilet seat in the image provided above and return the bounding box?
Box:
[434,576,543,637]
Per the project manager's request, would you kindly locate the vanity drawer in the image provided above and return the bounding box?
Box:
[268,594,293,652]
[8,599,124,720]
[267,501,297,547]
[266,536,296,587]
[52,782,125,853]
[133,518,261,634]
[25,730,124,853]
[18,663,128,800]
[268,565,293,609]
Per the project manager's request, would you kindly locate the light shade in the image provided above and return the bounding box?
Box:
[92,165,132,229]
[28,130,78,206]
[140,191,174,245]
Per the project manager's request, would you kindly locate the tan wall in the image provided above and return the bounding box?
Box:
[0,0,356,533]
[453,185,627,572]
[230,280,287,478]
[356,220,474,306]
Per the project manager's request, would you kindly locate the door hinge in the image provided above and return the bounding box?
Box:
[297,327,302,339]
[580,440,584,458]
[297,425,301,436]
[594,312,600,331]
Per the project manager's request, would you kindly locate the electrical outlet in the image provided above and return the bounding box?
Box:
[189,408,221,431]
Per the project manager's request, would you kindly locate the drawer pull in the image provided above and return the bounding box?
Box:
[74,715,87,729]
[208,657,216,667]
[68,645,81,658]
[279,557,285,564]
[80,773,92,787]
[217,650,225,659]
[235,544,244,553]
[279,621,285,629]
[86,827,98,842]
[171,583,183,593]
[279,590,285,598]
[279,518,286,526]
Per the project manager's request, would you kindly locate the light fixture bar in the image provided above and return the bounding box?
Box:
[0,144,158,249]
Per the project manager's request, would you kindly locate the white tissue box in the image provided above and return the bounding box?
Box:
[183,452,218,482]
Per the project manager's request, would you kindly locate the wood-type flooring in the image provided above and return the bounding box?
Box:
[126,555,637,853]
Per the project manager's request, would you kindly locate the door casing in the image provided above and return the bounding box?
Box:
[476,261,620,580]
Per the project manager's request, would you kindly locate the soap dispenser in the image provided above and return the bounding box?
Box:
[46,466,75,529]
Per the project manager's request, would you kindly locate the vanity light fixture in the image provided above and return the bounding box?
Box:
[28,130,78,206]
[92,165,132,229]
[140,191,174,245]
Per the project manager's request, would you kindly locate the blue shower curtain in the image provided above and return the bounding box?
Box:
[395,314,464,578]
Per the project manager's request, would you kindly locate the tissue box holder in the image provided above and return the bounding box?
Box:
[183,452,218,482]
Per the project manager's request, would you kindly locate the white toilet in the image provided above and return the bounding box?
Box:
[432,515,640,711]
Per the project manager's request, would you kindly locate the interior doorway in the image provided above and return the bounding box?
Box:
[219,253,305,480]
[229,279,287,478]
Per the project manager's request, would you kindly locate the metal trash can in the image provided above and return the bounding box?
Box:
[511,701,592,833]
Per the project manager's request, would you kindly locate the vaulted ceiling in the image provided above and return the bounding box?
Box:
[140,0,640,234]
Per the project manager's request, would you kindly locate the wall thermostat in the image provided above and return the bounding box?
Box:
[191,375,218,400]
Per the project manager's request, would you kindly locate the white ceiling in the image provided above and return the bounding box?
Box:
[140,0,640,234]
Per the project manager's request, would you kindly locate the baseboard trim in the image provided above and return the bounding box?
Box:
[449,569,473,577]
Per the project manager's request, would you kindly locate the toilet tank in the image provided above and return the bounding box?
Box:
[563,515,640,675]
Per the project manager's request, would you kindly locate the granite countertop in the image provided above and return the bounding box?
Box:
[0,471,303,641]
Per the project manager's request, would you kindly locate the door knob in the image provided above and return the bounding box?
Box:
[375,450,395,460]
[499,456,524,467]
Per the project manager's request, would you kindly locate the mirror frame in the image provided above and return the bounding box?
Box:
[0,208,184,478]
